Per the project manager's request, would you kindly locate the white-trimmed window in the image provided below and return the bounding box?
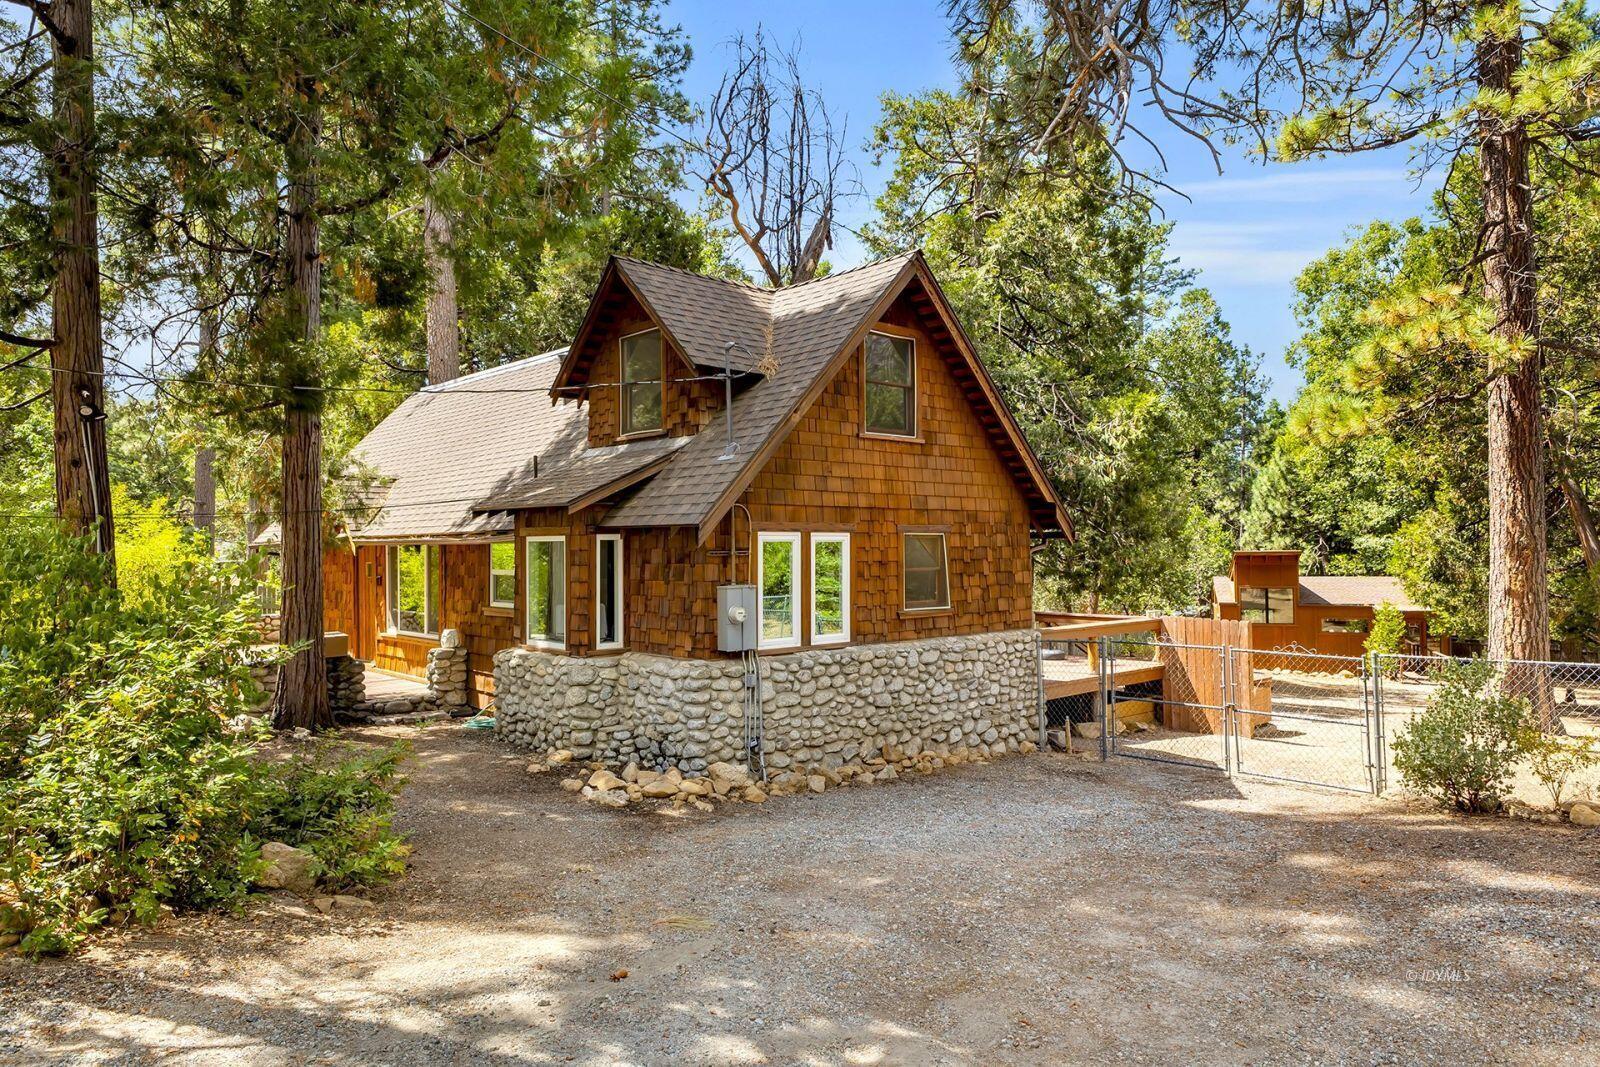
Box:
[619,328,664,436]
[525,535,567,648]
[757,532,801,649]
[488,541,516,609]
[902,532,950,611]
[595,533,624,650]
[810,533,850,645]
[864,331,916,436]
[388,544,441,635]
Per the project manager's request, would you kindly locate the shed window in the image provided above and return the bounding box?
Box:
[595,534,623,650]
[388,544,441,635]
[525,536,566,648]
[488,541,516,608]
[903,532,950,611]
[620,329,663,436]
[810,533,849,644]
[758,532,801,649]
[1321,617,1369,634]
[1240,586,1295,625]
[864,332,915,436]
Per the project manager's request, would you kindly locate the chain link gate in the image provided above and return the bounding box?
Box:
[1096,636,1386,795]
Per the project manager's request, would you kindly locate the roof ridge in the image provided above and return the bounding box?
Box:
[613,256,772,296]
[773,249,917,292]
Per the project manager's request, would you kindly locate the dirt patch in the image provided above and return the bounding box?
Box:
[3,725,1598,1065]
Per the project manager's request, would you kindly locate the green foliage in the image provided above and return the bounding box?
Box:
[1518,728,1600,809]
[111,486,210,606]
[0,521,407,953]
[1366,602,1406,658]
[1392,663,1532,813]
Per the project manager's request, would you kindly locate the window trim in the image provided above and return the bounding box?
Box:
[594,533,624,651]
[487,539,516,610]
[523,534,567,650]
[618,326,665,439]
[861,329,918,438]
[1239,585,1295,626]
[386,543,441,638]
[757,531,802,651]
[809,532,850,646]
[1320,616,1369,634]
[901,530,951,612]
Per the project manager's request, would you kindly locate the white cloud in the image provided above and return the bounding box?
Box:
[1177,165,1421,203]
[1166,222,1323,287]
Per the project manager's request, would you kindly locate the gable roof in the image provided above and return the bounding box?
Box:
[1213,574,1426,613]
[597,252,1072,542]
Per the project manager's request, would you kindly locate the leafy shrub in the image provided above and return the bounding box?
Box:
[0,521,408,953]
[1518,728,1600,810]
[1392,662,1532,813]
[1366,601,1406,657]
[111,485,211,606]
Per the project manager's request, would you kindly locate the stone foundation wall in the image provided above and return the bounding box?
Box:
[245,652,365,716]
[494,629,1039,774]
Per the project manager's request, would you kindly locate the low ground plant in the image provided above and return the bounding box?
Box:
[1392,661,1531,813]
[0,522,408,953]
[1518,728,1600,810]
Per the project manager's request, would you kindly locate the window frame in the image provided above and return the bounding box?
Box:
[594,533,624,651]
[523,534,567,650]
[386,543,442,637]
[1239,585,1295,625]
[618,327,665,438]
[809,532,851,646]
[901,530,951,612]
[1320,616,1369,634]
[487,540,516,610]
[862,330,917,438]
[756,531,802,651]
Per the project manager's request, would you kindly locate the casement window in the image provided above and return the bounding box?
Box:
[902,532,950,611]
[595,533,623,650]
[864,331,916,436]
[1320,616,1369,634]
[619,328,664,436]
[810,533,850,645]
[488,541,516,609]
[388,544,441,636]
[524,535,567,648]
[757,532,801,649]
[1240,586,1295,625]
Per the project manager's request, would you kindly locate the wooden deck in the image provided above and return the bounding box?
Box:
[363,667,431,702]
[1037,612,1166,699]
[1040,656,1165,699]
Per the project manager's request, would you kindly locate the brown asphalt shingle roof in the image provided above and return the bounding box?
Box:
[611,258,773,375]
[1213,574,1426,613]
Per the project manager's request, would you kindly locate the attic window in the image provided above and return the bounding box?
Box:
[864,331,915,436]
[619,328,663,436]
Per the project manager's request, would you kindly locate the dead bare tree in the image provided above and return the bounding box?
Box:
[694,29,852,286]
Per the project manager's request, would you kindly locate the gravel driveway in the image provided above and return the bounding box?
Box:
[3,726,1597,1066]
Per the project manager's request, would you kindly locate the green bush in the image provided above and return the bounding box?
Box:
[1518,728,1600,809]
[0,521,408,953]
[1392,661,1532,813]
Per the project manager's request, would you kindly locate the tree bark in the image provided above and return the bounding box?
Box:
[1553,452,1600,605]
[1478,28,1553,723]
[48,0,114,566]
[271,76,331,732]
[422,193,459,385]
[193,447,216,546]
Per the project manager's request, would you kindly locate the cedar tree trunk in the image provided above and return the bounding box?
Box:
[272,79,331,731]
[422,193,459,385]
[49,0,114,564]
[1478,28,1553,723]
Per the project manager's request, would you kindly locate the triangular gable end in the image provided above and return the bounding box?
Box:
[550,258,695,399]
[694,253,1072,544]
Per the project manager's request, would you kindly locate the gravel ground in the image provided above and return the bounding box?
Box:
[3,725,1598,1066]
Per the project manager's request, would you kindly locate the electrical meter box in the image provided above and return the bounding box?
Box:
[717,584,759,652]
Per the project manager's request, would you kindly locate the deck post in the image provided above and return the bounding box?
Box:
[1035,629,1047,751]
[1097,635,1111,761]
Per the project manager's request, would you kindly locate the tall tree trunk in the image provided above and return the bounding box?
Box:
[1478,28,1553,723]
[422,193,459,385]
[271,78,330,731]
[48,0,114,566]
[1553,452,1600,604]
[193,447,216,546]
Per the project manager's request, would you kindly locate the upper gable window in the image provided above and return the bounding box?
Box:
[864,331,915,437]
[619,329,663,436]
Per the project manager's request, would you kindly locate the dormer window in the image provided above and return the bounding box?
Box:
[620,328,663,436]
[864,331,916,437]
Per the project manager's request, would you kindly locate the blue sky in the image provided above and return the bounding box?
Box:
[664,0,1443,404]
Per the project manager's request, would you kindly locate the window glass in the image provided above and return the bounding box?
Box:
[596,535,623,649]
[758,533,799,647]
[903,532,950,610]
[620,330,663,435]
[864,333,914,435]
[811,534,849,643]
[1240,586,1295,624]
[1320,617,1369,634]
[489,542,516,608]
[389,544,440,634]
[526,537,566,645]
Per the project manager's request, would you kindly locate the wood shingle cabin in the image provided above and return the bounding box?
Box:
[321,251,1070,774]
